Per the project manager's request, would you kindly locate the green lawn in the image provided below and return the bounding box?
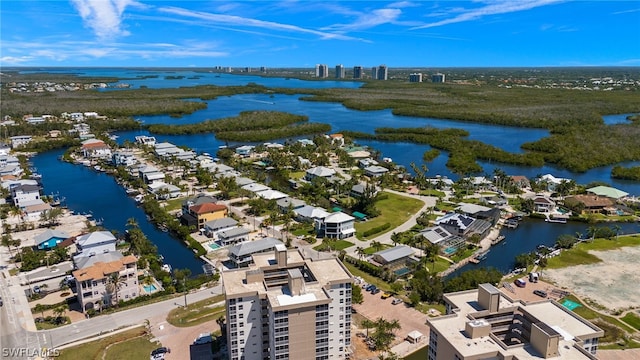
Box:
[343,262,392,292]
[289,171,305,180]
[166,295,225,327]
[362,244,392,254]
[421,257,453,274]
[163,197,184,212]
[58,327,158,360]
[418,189,445,197]
[621,312,640,331]
[560,295,635,333]
[547,235,640,269]
[313,240,354,252]
[354,191,424,240]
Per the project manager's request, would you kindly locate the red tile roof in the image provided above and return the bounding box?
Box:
[190,203,227,215]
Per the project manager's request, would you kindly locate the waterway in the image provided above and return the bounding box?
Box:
[451,219,640,276]
[31,149,204,274]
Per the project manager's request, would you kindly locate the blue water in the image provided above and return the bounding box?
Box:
[143,284,157,293]
[451,220,640,276]
[208,243,221,250]
[31,149,204,274]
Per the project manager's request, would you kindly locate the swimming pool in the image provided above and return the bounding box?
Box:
[208,243,221,250]
[143,284,157,293]
[443,246,457,255]
[562,299,581,311]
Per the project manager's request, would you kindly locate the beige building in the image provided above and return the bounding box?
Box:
[73,254,139,312]
[222,245,353,360]
[427,284,603,360]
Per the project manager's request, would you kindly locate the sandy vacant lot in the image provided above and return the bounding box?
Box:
[544,246,640,310]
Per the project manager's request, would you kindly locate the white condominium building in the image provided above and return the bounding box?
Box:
[222,245,353,360]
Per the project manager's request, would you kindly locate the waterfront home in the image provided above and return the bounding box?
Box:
[276,197,306,213]
[0,164,24,178]
[350,182,379,198]
[297,138,315,146]
[228,237,284,267]
[328,133,345,146]
[418,226,466,255]
[138,165,165,184]
[74,231,117,258]
[81,139,111,158]
[364,165,389,178]
[304,166,336,182]
[370,245,417,272]
[25,116,45,125]
[22,201,52,222]
[235,145,254,157]
[241,182,271,195]
[435,212,492,240]
[0,143,10,156]
[135,135,156,146]
[0,155,19,167]
[203,217,238,239]
[533,196,556,213]
[9,135,32,148]
[565,195,615,215]
[181,201,228,229]
[455,203,492,217]
[73,253,139,312]
[147,181,181,199]
[48,130,62,138]
[358,158,379,168]
[294,205,330,224]
[202,162,235,177]
[426,176,455,190]
[318,211,356,239]
[34,229,71,250]
[112,149,138,167]
[11,183,41,207]
[217,227,251,247]
[539,173,571,191]
[233,176,255,187]
[586,185,629,200]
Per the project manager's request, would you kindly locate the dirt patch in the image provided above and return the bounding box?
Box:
[544,247,640,310]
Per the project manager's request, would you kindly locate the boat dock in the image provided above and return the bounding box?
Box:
[491,235,506,245]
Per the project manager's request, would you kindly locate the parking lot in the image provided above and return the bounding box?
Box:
[352,285,431,352]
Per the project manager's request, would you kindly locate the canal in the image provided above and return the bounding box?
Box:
[31,149,204,274]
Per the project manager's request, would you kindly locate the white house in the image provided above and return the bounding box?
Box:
[112,150,138,167]
[203,217,238,238]
[304,166,336,181]
[364,165,389,177]
[235,145,254,156]
[9,135,32,148]
[11,183,41,207]
[74,231,117,258]
[135,135,156,146]
[138,165,165,184]
[228,237,284,267]
[294,205,330,223]
[81,139,111,158]
[320,211,356,239]
[217,227,251,247]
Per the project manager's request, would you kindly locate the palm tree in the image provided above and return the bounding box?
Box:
[355,246,366,260]
[53,304,68,324]
[106,272,125,307]
[371,240,383,252]
[611,224,621,241]
[34,303,46,319]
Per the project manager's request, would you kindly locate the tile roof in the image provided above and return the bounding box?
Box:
[73,254,137,282]
[191,203,227,214]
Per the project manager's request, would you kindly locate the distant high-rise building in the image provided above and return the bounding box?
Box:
[335,64,345,79]
[353,66,363,79]
[222,245,353,360]
[432,73,446,83]
[409,73,423,83]
[377,64,388,80]
[244,67,251,73]
[371,66,378,80]
[315,64,329,78]
[260,66,267,73]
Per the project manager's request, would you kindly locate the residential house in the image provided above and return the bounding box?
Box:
[0,144,11,156]
[565,195,615,214]
[319,211,356,239]
[48,130,62,138]
[256,189,288,200]
[147,181,181,199]
[276,197,306,213]
[74,231,117,258]
[138,165,165,184]
[233,176,255,187]
[358,158,379,168]
[455,203,492,217]
[22,201,52,222]
[435,212,492,240]
[0,164,23,177]
[364,165,389,178]
[539,173,570,191]
[134,136,156,146]
[181,201,228,229]
[112,150,138,167]
[73,254,139,312]
[294,205,329,224]
[235,145,254,157]
[371,245,416,271]
[34,229,70,250]
[304,166,336,181]
[510,175,531,189]
[203,162,235,177]
[81,139,111,158]
[217,227,251,247]
[203,217,238,239]
[11,183,41,207]
[227,237,284,267]
[418,226,465,255]
[350,182,379,198]
[240,182,270,195]
[9,135,32,148]
[586,186,628,200]
[533,196,556,213]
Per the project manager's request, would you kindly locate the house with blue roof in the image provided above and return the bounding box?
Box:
[35,229,70,250]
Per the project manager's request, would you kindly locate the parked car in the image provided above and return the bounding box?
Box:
[380,292,392,299]
[33,285,41,294]
[371,288,381,295]
[150,347,170,360]
[533,290,548,298]
[365,284,375,291]
[391,298,403,305]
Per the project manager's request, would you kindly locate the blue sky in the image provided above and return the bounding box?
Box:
[1,1,639,68]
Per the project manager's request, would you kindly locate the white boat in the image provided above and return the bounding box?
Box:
[134,194,144,203]
[161,264,172,273]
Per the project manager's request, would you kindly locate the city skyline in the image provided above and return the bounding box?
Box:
[1,1,639,68]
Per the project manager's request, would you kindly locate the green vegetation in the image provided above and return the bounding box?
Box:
[611,165,640,181]
[355,191,423,240]
[547,235,640,269]
[166,295,225,327]
[621,312,640,331]
[313,239,354,252]
[560,295,635,334]
[146,110,330,141]
[58,326,157,360]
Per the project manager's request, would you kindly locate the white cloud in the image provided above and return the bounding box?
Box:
[157,6,367,42]
[323,8,402,31]
[70,0,145,40]
[412,0,564,29]
[0,56,35,65]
